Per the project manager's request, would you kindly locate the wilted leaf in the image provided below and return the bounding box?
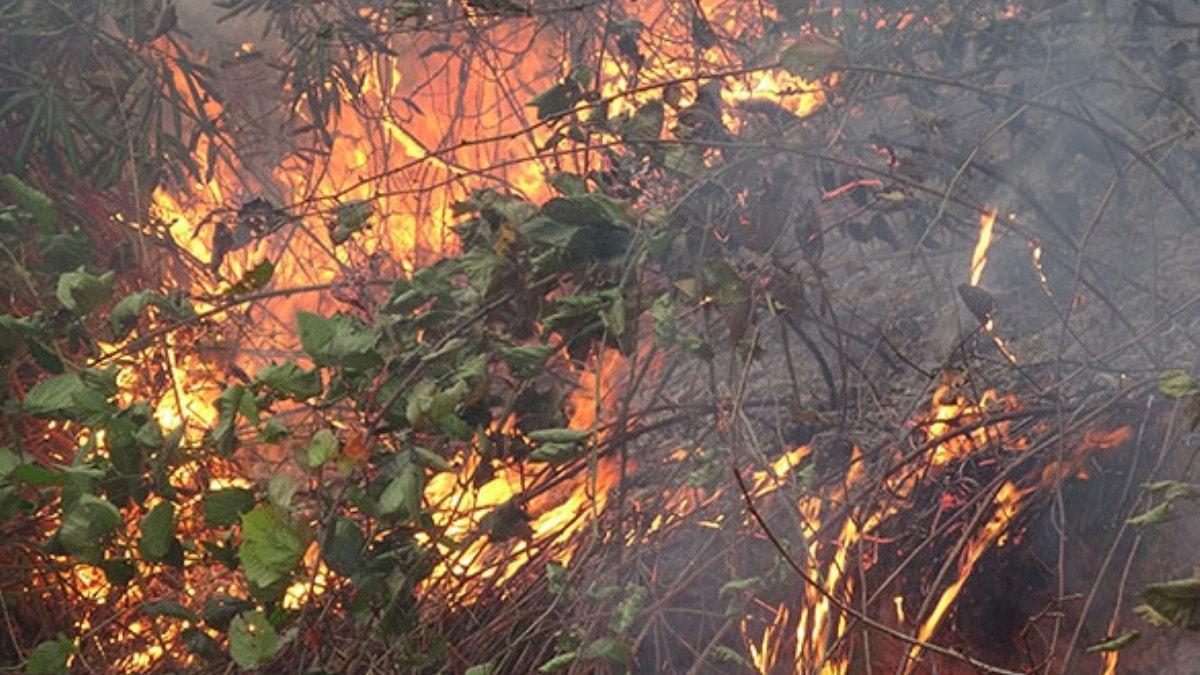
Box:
[138,502,175,562]
[254,362,322,401]
[203,488,255,527]
[549,172,588,196]
[1086,630,1140,653]
[238,505,306,588]
[1127,501,1175,527]
[228,610,279,669]
[465,662,496,675]
[499,343,554,379]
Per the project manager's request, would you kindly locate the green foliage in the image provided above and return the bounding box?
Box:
[238,504,308,590]
[26,636,73,675]
[137,502,175,562]
[228,611,280,669]
[203,488,256,527]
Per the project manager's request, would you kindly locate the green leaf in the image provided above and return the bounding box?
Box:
[620,100,664,143]
[379,463,422,519]
[11,463,61,486]
[1159,370,1199,398]
[1086,630,1140,653]
[779,36,846,78]
[0,447,18,479]
[55,267,114,315]
[304,429,338,469]
[25,636,72,675]
[712,645,751,668]
[529,81,581,121]
[610,585,647,634]
[255,363,322,400]
[549,172,588,196]
[322,516,365,576]
[296,311,381,369]
[59,494,122,559]
[138,502,175,562]
[537,652,577,673]
[181,627,222,660]
[413,447,453,472]
[527,428,591,444]
[579,637,630,664]
[228,610,279,669]
[203,488,255,527]
[331,200,373,244]
[109,291,154,339]
[212,384,258,454]
[529,442,585,464]
[1139,576,1200,629]
[142,600,197,621]
[258,418,291,443]
[239,505,306,589]
[23,372,117,423]
[225,260,275,295]
[465,662,496,675]
[498,344,554,379]
[0,173,58,228]
[1127,501,1175,527]
[719,576,763,597]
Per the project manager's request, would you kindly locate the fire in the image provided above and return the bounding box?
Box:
[969,209,997,287]
[904,481,1025,672]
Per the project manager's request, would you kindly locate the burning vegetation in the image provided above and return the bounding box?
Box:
[3,0,1200,673]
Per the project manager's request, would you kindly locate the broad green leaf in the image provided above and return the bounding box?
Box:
[527,428,591,444]
[610,585,647,634]
[180,627,222,660]
[549,172,587,196]
[23,372,117,423]
[26,636,72,675]
[267,474,296,509]
[321,516,365,576]
[203,488,255,527]
[413,447,453,472]
[1159,370,1199,398]
[11,463,61,486]
[255,362,322,400]
[304,429,338,469]
[296,311,381,369]
[331,200,372,244]
[499,344,553,379]
[537,652,577,673]
[212,385,258,455]
[225,260,274,295]
[59,494,121,559]
[529,442,585,464]
[238,505,306,588]
[1139,576,1200,629]
[228,610,279,669]
[620,100,664,143]
[0,173,58,228]
[0,447,17,479]
[1086,630,1140,653]
[529,81,580,121]
[579,637,630,664]
[110,291,154,339]
[201,595,253,630]
[137,502,175,562]
[142,600,197,621]
[1127,501,1174,527]
[379,463,422,519]
[55,267,114,315]
[465,663,496,675]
